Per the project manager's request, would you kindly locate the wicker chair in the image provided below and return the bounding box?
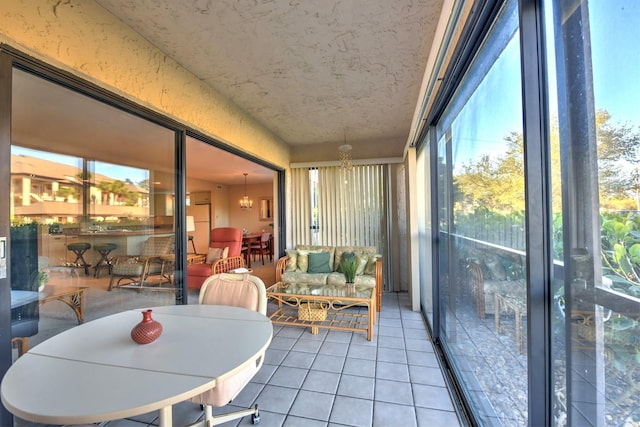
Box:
[108,235,174,290]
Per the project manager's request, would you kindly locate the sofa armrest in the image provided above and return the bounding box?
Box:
[375,257,383,312]
[275,255,289,283]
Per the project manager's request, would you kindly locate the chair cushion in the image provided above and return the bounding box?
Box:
[188,263,214,277]
[112,263,144,276]
[209,227,243,256]
[139,236,174,257]
[200,274,262,313]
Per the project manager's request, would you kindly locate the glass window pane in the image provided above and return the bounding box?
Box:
[10,69,177,357]
[546,0,640,425]
[435,0,528,424]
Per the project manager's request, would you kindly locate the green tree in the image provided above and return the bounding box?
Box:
[596,110,640,209]
[454,132,525,214]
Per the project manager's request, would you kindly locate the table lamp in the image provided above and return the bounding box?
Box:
[186,216,196,253]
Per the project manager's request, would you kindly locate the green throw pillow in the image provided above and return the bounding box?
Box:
[285,249,298,272]
[307,251,332,273]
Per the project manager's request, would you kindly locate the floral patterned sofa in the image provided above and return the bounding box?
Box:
[275,245,383,312]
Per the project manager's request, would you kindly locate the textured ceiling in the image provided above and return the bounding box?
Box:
[94,0,444,154]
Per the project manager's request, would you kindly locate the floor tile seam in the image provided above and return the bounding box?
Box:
[326,394,374,426]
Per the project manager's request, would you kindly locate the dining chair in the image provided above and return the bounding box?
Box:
[188,272,267,426]
[249,232,271,265]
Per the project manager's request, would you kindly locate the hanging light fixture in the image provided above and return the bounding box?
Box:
[239,172,253,210]
[338,138,353,172]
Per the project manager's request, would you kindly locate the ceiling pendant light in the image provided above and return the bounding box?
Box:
[339,131,353,172]
[240,172,253,210]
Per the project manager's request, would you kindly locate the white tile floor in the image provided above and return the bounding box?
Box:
[16,292,463,427]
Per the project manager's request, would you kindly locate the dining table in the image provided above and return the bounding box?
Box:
[1,304,273,427]
[242,233,263,268]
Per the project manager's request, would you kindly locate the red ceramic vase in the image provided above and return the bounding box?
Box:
[131,309,163,344]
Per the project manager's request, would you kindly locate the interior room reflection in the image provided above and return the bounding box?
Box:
[9,68,276,359]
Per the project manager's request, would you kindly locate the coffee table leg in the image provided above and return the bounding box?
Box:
[311,326,319,335]
[368,304,373,341]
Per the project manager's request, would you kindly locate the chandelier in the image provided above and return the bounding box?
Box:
[338,143,353,172]
[240,172,253,210]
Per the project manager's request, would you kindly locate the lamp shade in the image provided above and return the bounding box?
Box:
[186,216,196,232]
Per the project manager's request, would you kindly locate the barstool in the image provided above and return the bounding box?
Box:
[93,243,117,278]
[66,242,91,275]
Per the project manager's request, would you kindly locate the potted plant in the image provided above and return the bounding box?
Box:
[339,252,358,285]
[36,270,48,292]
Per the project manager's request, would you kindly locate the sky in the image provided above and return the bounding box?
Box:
[589,0,640,126]
[447,0,639,170]
[11,146,149,185]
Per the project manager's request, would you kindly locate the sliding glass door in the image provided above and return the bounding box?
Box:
[8,67,178,356]
[430,0,530,423]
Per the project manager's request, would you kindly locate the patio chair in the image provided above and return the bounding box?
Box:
[188,273,267,426]
[108,235,174,291]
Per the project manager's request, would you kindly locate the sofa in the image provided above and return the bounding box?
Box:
[275,245,383,312]
[187,227,243,290]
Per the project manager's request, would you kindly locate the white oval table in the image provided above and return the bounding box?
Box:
[1,304,272,427]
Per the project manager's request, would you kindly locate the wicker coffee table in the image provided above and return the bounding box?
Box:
[266,282,376,340]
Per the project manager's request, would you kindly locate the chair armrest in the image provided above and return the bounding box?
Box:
[211,256,246,275]
[111,254,140,265]
[275,255,289,283]
[191,254,207,264]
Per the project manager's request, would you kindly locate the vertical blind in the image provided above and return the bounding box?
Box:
[290,164,386,249]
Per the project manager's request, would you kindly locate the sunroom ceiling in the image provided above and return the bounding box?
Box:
[94,0,444,156]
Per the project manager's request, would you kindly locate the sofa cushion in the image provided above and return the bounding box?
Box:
[356,254,369,275]
[334,246,377,272]
[326,272,376,287]
[296,250,311,272]
[364,254,382,275]
[308,252,332,273]
[281,271,330,286]
[297,245,335,270]
[285,249,298,272]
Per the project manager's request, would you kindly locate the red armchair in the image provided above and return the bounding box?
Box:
[186,227,243,290]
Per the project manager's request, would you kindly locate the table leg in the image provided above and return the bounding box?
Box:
[158,405,172,427]
[367,303,373,341]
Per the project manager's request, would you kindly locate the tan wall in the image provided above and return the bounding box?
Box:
[0,0,290,170]
[228,183,274,234]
